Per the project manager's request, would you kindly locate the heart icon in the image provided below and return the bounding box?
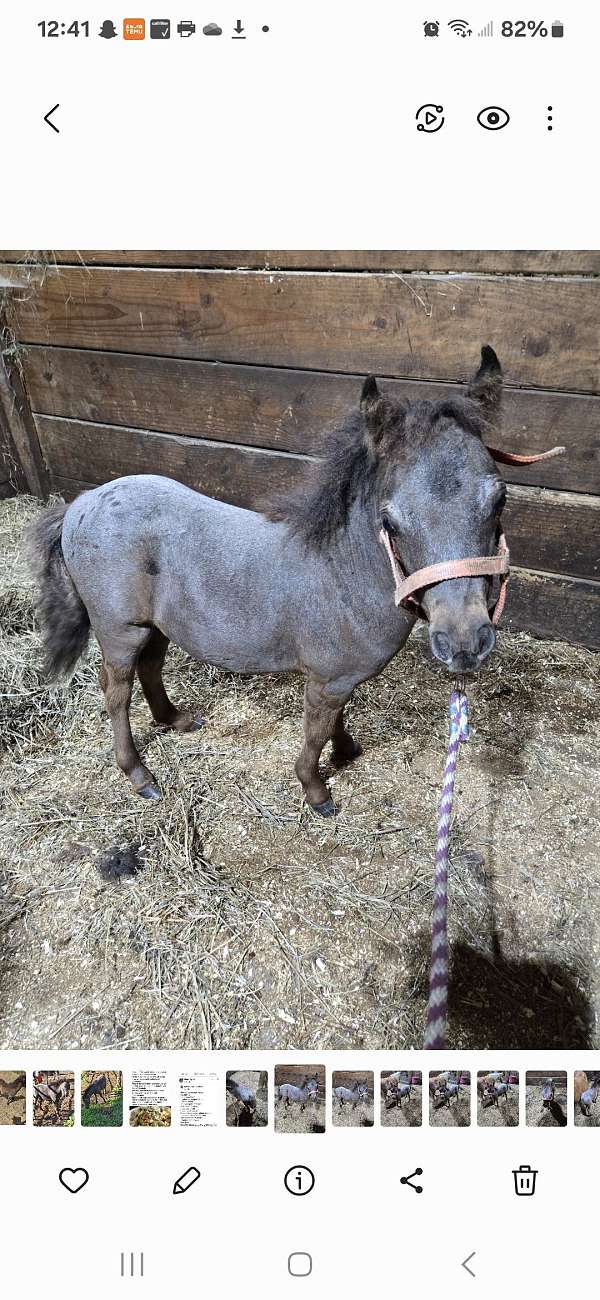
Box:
[59,1167,90,1194]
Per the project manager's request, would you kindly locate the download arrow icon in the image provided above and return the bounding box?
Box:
[44,103,60,133]
[234,19,244,34]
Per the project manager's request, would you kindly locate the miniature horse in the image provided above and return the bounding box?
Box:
[28,346,506,813]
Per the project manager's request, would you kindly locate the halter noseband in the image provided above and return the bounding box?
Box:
[380,525,510,625]
[379,442,565,626]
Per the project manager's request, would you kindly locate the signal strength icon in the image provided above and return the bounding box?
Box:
[478,19,494,36]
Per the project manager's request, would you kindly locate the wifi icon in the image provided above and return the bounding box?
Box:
[448,18,472,36]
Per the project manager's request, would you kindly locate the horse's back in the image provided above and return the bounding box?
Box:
[64,474,254,538]
[60,475,298,666]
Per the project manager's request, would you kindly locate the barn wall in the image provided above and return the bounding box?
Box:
[0,251,598,647]
[525,1072,567,1086]
[0,359,28,499]
[0,412,16,499]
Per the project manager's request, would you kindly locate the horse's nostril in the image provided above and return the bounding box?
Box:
[432,624,495,672]
[431,631,452,663]
[449,650,478,674]
[477,623,496,660]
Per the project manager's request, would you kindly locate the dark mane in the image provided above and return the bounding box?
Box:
[263,409,377,548]
[262,390,493,550]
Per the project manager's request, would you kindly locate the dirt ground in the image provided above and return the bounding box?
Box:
[0,1070,26,1124]
[380,1075,423,1126]
[332,1070,374,1126]
[574,1103,600,1126]
[274,1064,325,1133]
[429,1073,471,1126]
[226,1069,268,1126]
[1,495,599,1052]
[525,1078,568,1127]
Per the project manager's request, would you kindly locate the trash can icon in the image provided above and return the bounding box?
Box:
[513,1165,537,1196]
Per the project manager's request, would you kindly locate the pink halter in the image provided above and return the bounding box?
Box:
[379,442,565,626]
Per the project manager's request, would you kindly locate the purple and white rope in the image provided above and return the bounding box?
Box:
[423,688,469,1050]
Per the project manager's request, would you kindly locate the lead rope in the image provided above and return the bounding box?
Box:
[379,438,565,1049]
[423,683,469,1050]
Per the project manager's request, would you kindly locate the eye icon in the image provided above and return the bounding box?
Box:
[477,105,510,131]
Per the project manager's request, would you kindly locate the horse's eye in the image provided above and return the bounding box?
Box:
[493,489,506,515]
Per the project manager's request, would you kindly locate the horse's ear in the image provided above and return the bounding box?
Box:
[361,374,381,421]
[467,345,503,421]
[361,374,395,454]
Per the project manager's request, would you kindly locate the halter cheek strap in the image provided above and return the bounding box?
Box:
[379,441,565,627]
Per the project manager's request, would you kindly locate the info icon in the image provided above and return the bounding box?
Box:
[284,1165,315,1197]
[123,18,145,40]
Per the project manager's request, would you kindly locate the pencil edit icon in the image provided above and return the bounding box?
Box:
[173,1165,201,1195]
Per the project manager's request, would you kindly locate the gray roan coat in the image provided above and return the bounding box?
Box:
[27,346,506,812]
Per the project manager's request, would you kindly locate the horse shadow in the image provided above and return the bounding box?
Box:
[543,1099,568,1127]
[447,939,593,1049]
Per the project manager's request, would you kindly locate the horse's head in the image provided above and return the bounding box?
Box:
[363,345,506,675]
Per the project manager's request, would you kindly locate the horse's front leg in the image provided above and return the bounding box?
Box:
[295,678,351,816]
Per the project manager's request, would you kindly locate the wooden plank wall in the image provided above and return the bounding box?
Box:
[0,404,15,498]
[0,370,27,500]
[0,251,599,648]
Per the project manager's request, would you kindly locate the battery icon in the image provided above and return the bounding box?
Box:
[551,19,564,37]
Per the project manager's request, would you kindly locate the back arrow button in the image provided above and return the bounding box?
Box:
[44,104,60,133]
[461,1251,476,1278]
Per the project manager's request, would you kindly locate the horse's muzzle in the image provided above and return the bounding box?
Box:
[430,622,496,674]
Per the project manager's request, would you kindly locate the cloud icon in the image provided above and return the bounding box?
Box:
[202,23,222,35]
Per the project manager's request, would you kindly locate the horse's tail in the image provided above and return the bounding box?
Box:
[26,503,90,679]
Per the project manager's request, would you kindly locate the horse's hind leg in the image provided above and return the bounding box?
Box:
[331,705,362,767]
[295,678,351,816]
[136,629,203,732]
[99,653,160,800]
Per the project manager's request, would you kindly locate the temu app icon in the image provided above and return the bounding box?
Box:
[123,18,145,39]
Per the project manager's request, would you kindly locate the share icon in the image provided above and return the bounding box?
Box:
[400,1167,424,1194]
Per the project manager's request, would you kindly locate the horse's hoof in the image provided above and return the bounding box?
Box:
[138,782,161,801]
[332,740,363,768]
[175,712,205,733]
[311,797,336,818]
